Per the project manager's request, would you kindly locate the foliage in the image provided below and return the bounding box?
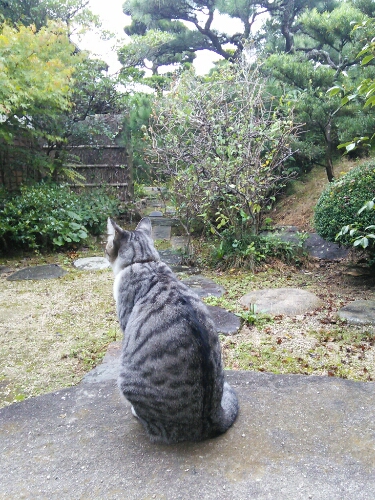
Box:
[0,0,100,34]
[336,198,375,255]
[0,184,120,252]
[262,2,373,182]
[329,18,375,153]
[120,0,337,74]
[0,21,75,143]
[0,2,125,186]
[146,61,301,238]
[119,92,154,182]
[208,230,307,269]
[314,161,375,249]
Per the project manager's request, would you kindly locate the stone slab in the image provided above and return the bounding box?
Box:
[240,287,322,316]
[73,257,111,271]
[182,275,225,298]
[159,249,182,266]
[338,300,375,326]
[1,368,375,499]
[207,305,241,335]
[6,264,67,281]
[152,224,171,241]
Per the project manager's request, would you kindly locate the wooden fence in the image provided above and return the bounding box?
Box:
[65,145,133,200]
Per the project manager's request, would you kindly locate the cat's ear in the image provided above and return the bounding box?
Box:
[107,218,125,240]
[135,217,152,236]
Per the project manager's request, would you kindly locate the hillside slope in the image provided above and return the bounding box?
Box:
[271,158,359,231]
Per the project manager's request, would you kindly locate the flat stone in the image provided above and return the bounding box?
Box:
[6,264,67,281]
[338,300,375,325]
[172,265,201,275]
[158,249,182,266]
[149,210,163,217]
[170,236,189,251]
[152,224,171,241]
[82,342,121,384]
[73,256,110,271]
[207,305,241,335]
[0,265,12,274]
[304,233,349,260]
[182,275,225,298]
[1,367,375,499]
[239,287,322,316]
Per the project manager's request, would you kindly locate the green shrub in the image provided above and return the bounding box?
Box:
[208,229,306,269]
[314,161,375,246]
[336,198,375,257]
[0,183,120,252]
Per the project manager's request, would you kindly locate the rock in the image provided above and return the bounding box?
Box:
[182,275,225,298]
[304,233,349,260]
[262,227,349,260]
[159,250,182,266]
[149,210,163,217]
[338,300,375,325]
[0,265,12,275]
[73,257,110,271]
[239,287,322,316]
[152,224,171,241]
[207,306,241,335]
[7,264,67,281]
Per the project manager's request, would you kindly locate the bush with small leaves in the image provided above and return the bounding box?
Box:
[0,184,120,252]
[314,161,375,250]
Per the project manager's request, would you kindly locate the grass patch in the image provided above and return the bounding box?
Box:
[0,261,121,408]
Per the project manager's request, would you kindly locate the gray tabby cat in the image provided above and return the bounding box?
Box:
[106,217,239,443]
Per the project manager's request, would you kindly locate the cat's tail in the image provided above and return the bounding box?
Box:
[213,381,239,435]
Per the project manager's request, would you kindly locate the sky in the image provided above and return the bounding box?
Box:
[76,0,244,75]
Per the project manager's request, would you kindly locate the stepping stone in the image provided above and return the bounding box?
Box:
[182,275,225,298]
[239,287,322,316]
[207,305,241,335]
[149,210,163,217]
[152,224,171,241]
[7,264,67,281]
[73,257,110,271]
[0,265,12,274]
[159,249,182,266]
[170,236,188,251]
[338,300,375,325]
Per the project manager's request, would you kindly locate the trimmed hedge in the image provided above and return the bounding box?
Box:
[314,161,375,246]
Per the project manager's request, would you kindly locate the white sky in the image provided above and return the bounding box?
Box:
[76,0,244,75]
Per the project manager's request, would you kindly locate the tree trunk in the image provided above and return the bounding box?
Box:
[325,120,335,182]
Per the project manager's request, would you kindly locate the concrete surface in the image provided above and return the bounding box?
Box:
[1,342,375,499]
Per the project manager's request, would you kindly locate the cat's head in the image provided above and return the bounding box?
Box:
[106,217,160,274]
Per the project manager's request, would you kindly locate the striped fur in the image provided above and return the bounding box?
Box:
[106,217,238,443]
